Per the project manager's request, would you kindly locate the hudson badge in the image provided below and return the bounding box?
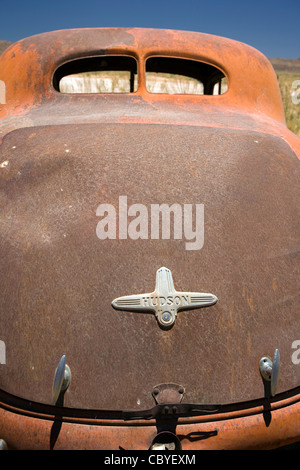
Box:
[112,267,218,328]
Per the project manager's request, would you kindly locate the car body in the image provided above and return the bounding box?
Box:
[0,27,299,450]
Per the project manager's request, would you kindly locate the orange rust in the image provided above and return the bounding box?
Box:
[0,42,44,118]
[0,28,298,158]
[1,395,300,450]
[0,28,285,122]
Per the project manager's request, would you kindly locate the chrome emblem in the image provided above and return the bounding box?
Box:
[112,267,218,328]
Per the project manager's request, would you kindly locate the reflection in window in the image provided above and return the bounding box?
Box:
[146,57,227,95]
[54,56,138,94]
[146,72,204,95]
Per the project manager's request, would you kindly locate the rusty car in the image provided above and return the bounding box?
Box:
[0,27,299,450]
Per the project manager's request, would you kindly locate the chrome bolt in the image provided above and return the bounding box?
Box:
[162,312,171,323]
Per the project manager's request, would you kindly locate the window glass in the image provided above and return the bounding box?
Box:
[146,57,227,95]
[54,56,138,94]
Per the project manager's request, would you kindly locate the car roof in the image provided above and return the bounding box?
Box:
[0,27,285,123]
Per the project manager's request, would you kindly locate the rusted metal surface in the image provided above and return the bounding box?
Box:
[1,391,300,449]
[0,28,299,449]
[0,124,299,409]
[152,384,185,405]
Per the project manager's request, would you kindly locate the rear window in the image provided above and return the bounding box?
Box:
[53,56,138,94]
[53,55,227,95]
[145,57,227,95]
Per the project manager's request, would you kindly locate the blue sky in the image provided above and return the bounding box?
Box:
[0,0,299,58]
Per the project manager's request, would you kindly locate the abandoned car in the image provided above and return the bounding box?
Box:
[0,27,299,450]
